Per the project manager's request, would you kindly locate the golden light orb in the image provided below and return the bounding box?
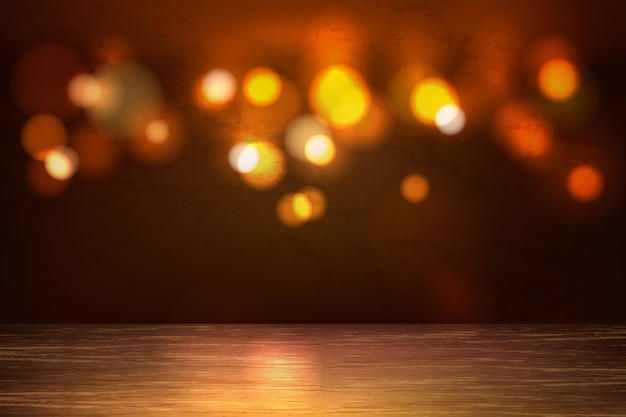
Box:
[309,65,371,128]
[538,58,579,102]
[304,134,336,166]
[410,77,458,126]
[44,145,79,180]
[401,173,430,203]
[67,73,103,108]
[201,68,237,106]
[567,164,604,203]
[243,67,282,107]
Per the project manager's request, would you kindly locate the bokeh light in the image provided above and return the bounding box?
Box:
[12,42,85,118]
[284,114,331,162]
[243,67,282,107]
[304,134,335,166]
[401,173,430,203]
[435,104,466,136]
[239,141,286,190]
[276,187,326,227]
[44,145,79,180]
[239,78,303,137]
[410,77,458,126]
[538,58,579,102]
[292,193,313,222]
[333,97,392,150]
[87,61,163,137]
[200,68,237,107]
[67,73,103,109]
[145,119,170,144]
[21,113,68,160]
[300,186,327,221]
[277,193,305,228]
[26,160,69,197]
[387,64,436,125]
[567,164,604,203]
[130,111,185,165]
[309,65,371,128]
[493,100,552,159]
[229,142,260,174]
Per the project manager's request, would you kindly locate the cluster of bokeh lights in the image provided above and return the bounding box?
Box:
[13,30,609,226]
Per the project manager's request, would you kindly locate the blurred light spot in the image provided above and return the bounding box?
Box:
[292,193,313,222]
[334,97,392,150]
[538,58,579,102]
[309,65,371,128]
[67,73,103,109]
[493,100,552,159]
[276,187,326,227]
[239,78,303,136]
[26,160,69,197]
[71,125,119,179]
[145,119,170,144]
[387,64,436,125]
[229,142,260,173]
[277,193,304,228]
[284,114,331,162]
[21,113,68,160]
[44,145,79,180]
[304,134,335,166]
[88,61,163,138]
[12,42,85,118]
[200,68,237,107]
[243,67,282,107]
[300,186,327,221]
[130,111,185,165]
[435,104,466,136]
[401,173,430,203]
[410,77,458,125]
[525,36,579,80]
[567,165,604,203]
[240,141,285,190]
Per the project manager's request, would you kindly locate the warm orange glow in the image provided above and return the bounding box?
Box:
[88,61,164,138]
[284,114,331,162]
[538,58,579,102]
[130,112,185,165]
[334,98,392,150]
[145,119,170,144]
[72,125,119,179]
[277,193,304,228]
[493,100,552,159]
[309,65,371,128]
[228,142,259,174]
[11,42,85,118]
[410,77,458,125]
[276,187,327,227]
[300,186,327,221]
[567,165,604,203]
[21,113,68,160]
[243,67,282,107]
[44,145,79,180]
[240,141,285,190]
[200,68,237,107]
[304,134,335,166]
[435,104,466,136]
[387,64,436,125]
[401,173,430,203]
[67,73,102,108]
[26,160,69,197]
[239,78,303,135]
[292,193,313,222]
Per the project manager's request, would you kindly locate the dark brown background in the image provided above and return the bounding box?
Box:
[1,0,625,323]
